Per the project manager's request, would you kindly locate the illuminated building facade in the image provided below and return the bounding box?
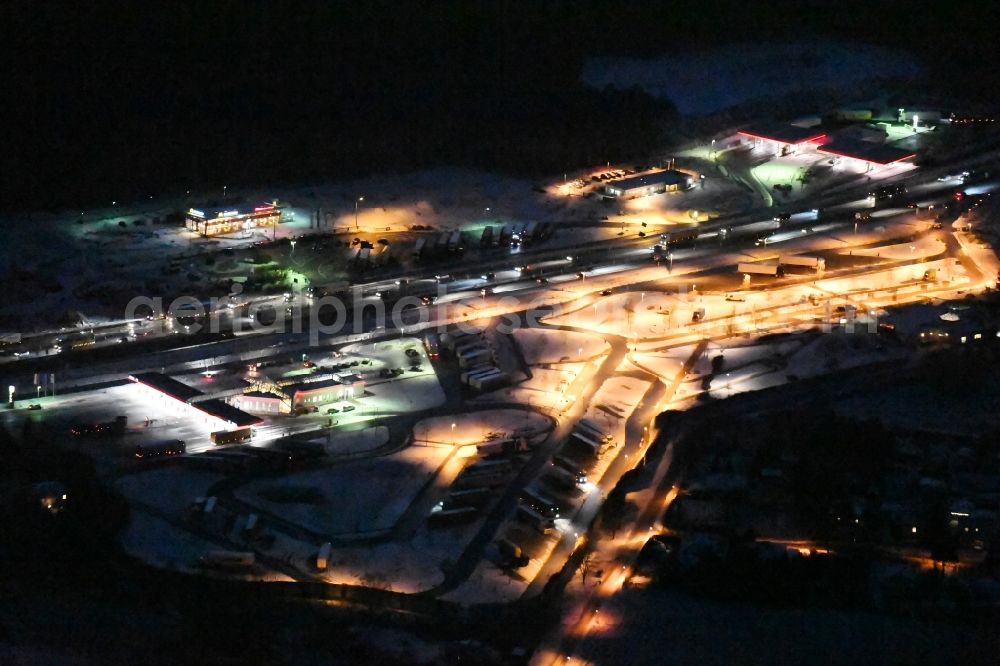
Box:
[185,202,281,236]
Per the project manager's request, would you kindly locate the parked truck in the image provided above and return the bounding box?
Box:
[428,505,479,526]
[477,437,529,459]
[520,488,561,519]
[480,226,494,248]
[517,504,555,534]
[459,348,493,369]
[779,255,824,269]
[447,487,493,508]
[568,431,605,456]
[523,221,539,243]
[499,225,512,246]
[135,439,186,459]
[544,464,587,491]
[497,538,531,568]
[412,237,427,260]
[469,371,509,391]
[737,263,784,277]
[577,418,611,442]
[210,427,253,446]
[661,228,698,246]
[316,542,332,570]
[460,365,496,383]
[447,230,464,252]
[198,551,255,570]
[424,332,440,359]
[454,459,512,488]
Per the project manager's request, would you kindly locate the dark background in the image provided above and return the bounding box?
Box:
[3,0,998,212]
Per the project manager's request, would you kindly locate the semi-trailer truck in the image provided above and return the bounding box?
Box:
[661,228,698,245]
[568,431,605,456]
[476,437,529,458]
[135,439,186,459]
[544,464,587,491]
[470,372,509,391]
[778,255,824,269]
[517,505,555,534]
[737,263,785,277]
[459,348,493,368]
[428,506,478,526]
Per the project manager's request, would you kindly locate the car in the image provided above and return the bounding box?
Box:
[638,231,646,238]
[932,222,943,230]
[405,348,420,358]
[600,289,613,296]
[535,277,548,284]
[483,272,496,281]
[773,212,791,223]
[326,407,340,414]
[27,403,42,411]
[341,405,356,412]
[576,272,586,280]
[409,365,423,372]
[724,294,746,302]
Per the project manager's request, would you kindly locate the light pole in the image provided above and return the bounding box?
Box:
[355,196,364,231]
[451,422,456,446]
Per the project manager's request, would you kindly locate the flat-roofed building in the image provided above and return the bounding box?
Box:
[185,202,281,237]
[603,170,694,198]
[816,139,915,170]
[737,124,829,155]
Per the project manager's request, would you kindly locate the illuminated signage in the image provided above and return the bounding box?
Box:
[188,208,205,217]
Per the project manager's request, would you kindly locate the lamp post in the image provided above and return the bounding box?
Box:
[355,196,364,231]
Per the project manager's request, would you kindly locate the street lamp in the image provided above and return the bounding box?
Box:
[451,422,456,445]
[290,239,297,254]
[355,196,364,230]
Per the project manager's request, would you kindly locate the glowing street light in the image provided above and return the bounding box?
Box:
[355,196,364,230]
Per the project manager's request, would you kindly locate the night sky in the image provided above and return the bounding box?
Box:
[4,1,997,212]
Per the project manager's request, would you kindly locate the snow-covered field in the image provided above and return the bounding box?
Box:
[314,425,390,456]
[582,42,920,116]
[514,328,609,364]
[237,443,456,536]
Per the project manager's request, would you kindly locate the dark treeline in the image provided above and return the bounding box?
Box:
[3,0,997,212]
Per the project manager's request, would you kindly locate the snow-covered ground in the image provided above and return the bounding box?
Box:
[412,409,552,447]
[582,42,919,116]
[514,328,609,364]
[313,425,390,456]
[237,443,456,536]
[474,360,595,415]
